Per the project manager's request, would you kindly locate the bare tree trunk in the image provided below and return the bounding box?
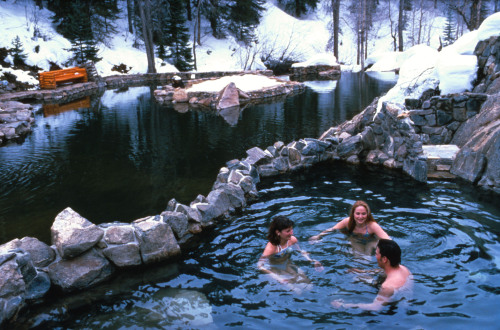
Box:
[417,0,423,44]
[398,0,404,51]
[388,0,397,51]
[333,0,340,61]
[185,0,192,21]
[197,0,201,45]
[360,0,366,70]
[476,0,482,29]
[193,18,197,70]
[138,0,156,73]
[127,0,134,34]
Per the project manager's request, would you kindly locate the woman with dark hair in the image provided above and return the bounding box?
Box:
[309,200,390,243]
[258,215,323,292]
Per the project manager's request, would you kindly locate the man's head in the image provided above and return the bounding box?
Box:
[376,239,401,268]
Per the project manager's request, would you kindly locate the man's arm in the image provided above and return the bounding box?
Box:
[332,286,394,311]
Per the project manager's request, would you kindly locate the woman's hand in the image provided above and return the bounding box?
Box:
[309,235,321,243]
[313,260,324,272]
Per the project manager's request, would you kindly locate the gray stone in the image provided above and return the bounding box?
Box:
[288,147,302,165]
[436,110,453,126]
[0,296,24,327]
[273,156,289,172]
[424,114,436,126]
[161,211,189,240]
[453,108,467,121]
[51,207,104,259]
[103,225,135,245]
[174,204,202,223]
[450,148,487,183]
[134,220,180,264]
[403,158,428,182]
[102,243,142,267]
[337,135,363,158]
[410,114,426,126]
[48,248,115,292]
[25,271,51,300]
[0,258,25,298]
[246,146,272,166]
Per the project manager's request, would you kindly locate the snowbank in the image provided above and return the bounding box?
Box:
[291,53,338,68]
[186,74,285,93]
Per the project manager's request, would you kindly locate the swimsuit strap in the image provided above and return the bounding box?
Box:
[277,240,289,253]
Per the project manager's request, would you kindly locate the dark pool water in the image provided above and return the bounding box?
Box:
[16,163,500,329]
[0,72,397,244]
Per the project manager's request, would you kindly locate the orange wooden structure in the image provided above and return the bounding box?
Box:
[39,67,88,89]
[43,96,91,116]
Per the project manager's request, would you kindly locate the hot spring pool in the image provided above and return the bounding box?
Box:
[17,163,500,329]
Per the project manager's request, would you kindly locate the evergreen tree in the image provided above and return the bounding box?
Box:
[442,5,456,46]
[278,0,319,17]
[91,0,121,45]
[227,0,265,44]
[65,1,101,64]
[163,0,194,71]
[11,36,27,66]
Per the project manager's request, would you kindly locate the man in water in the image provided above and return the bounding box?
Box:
[332,239,412,311]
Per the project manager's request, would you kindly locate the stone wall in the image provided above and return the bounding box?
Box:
[290,64,341,81]
[406,93,487,144]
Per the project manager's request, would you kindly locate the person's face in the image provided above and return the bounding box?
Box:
[277,227,293,241]
[353,206,368,225]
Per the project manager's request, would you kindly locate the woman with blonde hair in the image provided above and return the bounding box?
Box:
[309,200,390,242]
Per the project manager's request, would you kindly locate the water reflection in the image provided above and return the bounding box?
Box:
[0,73,397,244]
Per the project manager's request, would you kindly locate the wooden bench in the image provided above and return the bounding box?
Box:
[39,67,88,89]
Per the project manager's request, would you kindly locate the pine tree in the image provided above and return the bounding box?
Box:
[65,1,101,64]
[278,0,319,17]
[163,0,194,71]
[11,36,27,66]
[227,0,265,44]
[91,0,120,45]
[443,6,456,47]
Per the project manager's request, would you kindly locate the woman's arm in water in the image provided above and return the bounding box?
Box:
[369,222,391,240]
[294,240,324,272]
[309,218,349,242]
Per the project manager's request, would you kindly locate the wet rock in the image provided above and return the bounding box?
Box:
[51,207,104,259]
[133,219,180,264]
[47,248,115,292]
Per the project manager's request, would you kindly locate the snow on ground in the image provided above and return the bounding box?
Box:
[373,12,500,114]
[187,74,285,92]
[1,0,499,110]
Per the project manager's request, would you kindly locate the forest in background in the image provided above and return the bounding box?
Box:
[3,0,500,74]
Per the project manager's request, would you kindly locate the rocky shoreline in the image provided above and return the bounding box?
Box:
[1,37,499,326]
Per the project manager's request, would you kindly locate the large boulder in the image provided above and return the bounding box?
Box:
[451,94,500,192]
[13,237,56,268]
[216,82,240,110]
[47,248,115,292]
[133,217,181,264]
[100,224,142,267]
[51,207,104,259]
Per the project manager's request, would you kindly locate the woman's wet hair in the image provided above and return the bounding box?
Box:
[377,239,401,267]
[347,200,375,233]
[267,215,294,245]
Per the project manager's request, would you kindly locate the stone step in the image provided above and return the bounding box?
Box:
[422,145,460,180]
